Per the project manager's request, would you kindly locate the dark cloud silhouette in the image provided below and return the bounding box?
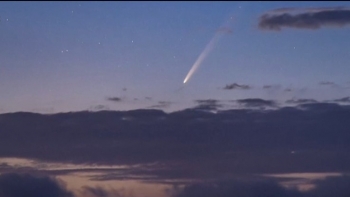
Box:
[223,83,251,90]
[237,98,277,108]
[263,85,273,89]
[173,176,350,197]
[80,186,125,197]
[0,173,130,197]
[1,101,350,180]
[88,105,110,111]
[263,85,281,89]
[270,7,349,14]
[0,173,73,197]
[262,85,283,93]
[286,98,318,104]
[307,176,350,197]
[106,97,122,102]
[193,99,223,111]
[259,7,350,31]
[333,97,350,103]
[173,179,301,197]
[284,88,292,92]
[149,101,172,109]
[195,99,219,105]
[298,102,345,111]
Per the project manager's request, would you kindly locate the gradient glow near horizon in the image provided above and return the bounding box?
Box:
[1,2,350,113]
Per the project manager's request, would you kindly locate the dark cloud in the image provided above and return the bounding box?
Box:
[173,179,301,197]
[106,97,122,102]
[307,175,350,197]
[0,173,129,197]
[0,173,73,197]
[284,88,293,92]
[1,101,350,180]
[259,7,350,31]
[173,176,350,197]
[88,105,110,111]
[286,98,318,104]
[223,83,251,90]
[149,101,172,109]
[333,97,350,103]
[237,98,277,108]
[80,186,125,197]
[193,99,223,111]
[298,102,344,111]
[270,7,349,14]
[263,85,281,89]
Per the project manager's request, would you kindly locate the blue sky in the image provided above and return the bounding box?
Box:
[1,1,350,113]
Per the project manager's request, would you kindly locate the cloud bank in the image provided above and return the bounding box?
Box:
[1,101,350,181]
[173,176,350,197]
[259,7,350,31]
[0,173,73,197]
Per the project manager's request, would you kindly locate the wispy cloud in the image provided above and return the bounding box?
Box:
[223,83,252,90]
[259,7,350,31]
[149,101,172,109]
[193,99,223,111]
[106,97,122,102]
[237,98,277,108]
[319,81,336,86]
[333,96,350,103]
[286,98,318,104]
[80,186,125,197]
[88,105,110,111]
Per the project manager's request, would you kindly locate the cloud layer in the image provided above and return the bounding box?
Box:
[1,101,350,181]
[173,176,350,197]
[259,7,350,31]
[0,173,73,197]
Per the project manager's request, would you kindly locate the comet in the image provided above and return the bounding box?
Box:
[183,33,222,84]
[183,18,234,84]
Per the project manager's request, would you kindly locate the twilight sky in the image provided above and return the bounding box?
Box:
[2,2,350,197]
[1,1,350,113]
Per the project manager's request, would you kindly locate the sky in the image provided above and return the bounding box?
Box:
[2,2,350,197]
[1,1,350,113]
